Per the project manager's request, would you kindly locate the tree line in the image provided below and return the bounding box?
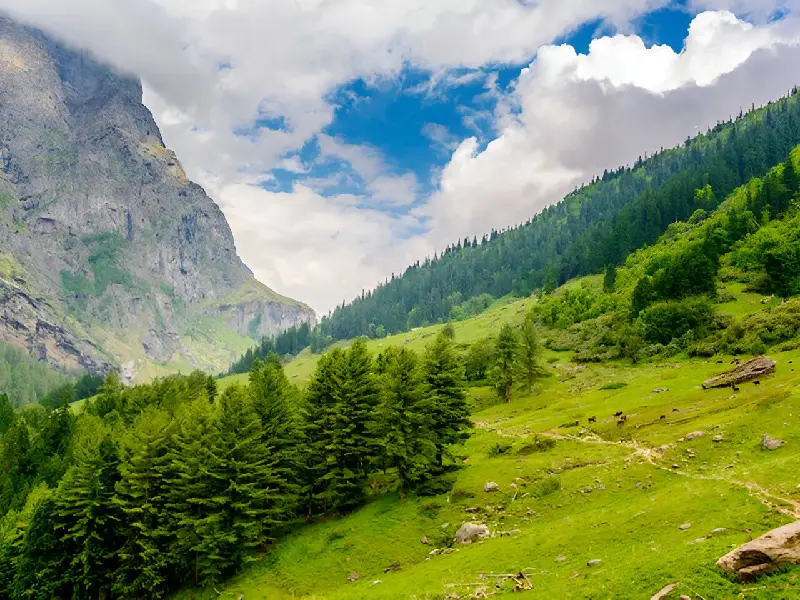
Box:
[0,332,470,599]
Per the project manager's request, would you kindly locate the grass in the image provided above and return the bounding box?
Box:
[195,287,800,599]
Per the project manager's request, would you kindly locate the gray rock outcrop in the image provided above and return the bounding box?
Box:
[717,521,800,580]
[702,356,775,389]
[455,522,489,544]
[0,16,315,376]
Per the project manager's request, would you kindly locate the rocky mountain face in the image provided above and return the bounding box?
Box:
[0,16,315,379]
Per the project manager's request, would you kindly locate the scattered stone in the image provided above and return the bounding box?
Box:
[441,523,450,529]
[650,583,680,600]
[555,556,567,562]
[712,434,723,443]
[710,528,727,536]
[690,538,707,545]
[684,431,705,441]
[383,561,401,573]
[762,434,785,451]
[508,529,521,536]
[702,356,776,389]
[484,481,500,493]
[672,464,680,469]
[717,521,800,581]
[420,536,430,545]
[653,387,669,393]
[679,523,692,531]
[454,522,490,544]
[347,572,360,582]
[370,580,382,587]
[587,559,602,567]
[464,507,480,513]
[680,596,691,600]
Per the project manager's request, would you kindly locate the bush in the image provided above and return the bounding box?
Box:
[639,297,715,345]
[599,382,627,390]
[530,475,561,498]
[416,472,458,497]
[485,440,514,457]
[517,436,556,454]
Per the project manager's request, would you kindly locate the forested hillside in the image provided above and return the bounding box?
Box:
[312,88,800,343]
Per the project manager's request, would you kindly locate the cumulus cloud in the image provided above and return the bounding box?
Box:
[422,10,800,247]
[2,0,800,313]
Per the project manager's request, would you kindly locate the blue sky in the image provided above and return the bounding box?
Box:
[17,0,799,311]
[260,2,698,203]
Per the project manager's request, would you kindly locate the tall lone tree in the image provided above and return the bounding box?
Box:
[493,324,520,402]
[517,312,543,394]
[422,332,471,470]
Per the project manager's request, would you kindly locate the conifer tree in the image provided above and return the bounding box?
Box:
[11,493,66,599]
[249,356,303,520]
[209,386,287,573]
[163,398,221,586]
[0,393,13,436]
[493,324,520,402]
[517,312,544,394]
[113,408,175,598]
[304,349,345,515]
[421,332,471,469]
[93,370,123,417]
[55,435,122,600]
[374,347,436,495]
[603,264,617,292]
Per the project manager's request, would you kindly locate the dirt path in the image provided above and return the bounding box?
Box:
[479,423,800,519]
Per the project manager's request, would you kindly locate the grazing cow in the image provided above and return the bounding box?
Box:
[588,416,597,423]
[613,410,624,417]
[753,380,761,386]
[660,415,666,420]
[617,415,628,427]
[732,385,740,393]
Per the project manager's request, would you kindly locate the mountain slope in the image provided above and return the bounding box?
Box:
[314,88,800,344]
[0,16,315,380]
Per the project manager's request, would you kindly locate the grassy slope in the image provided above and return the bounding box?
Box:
[200,287,800,600]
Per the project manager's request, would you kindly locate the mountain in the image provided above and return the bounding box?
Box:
[0,16,315,380]
[311,89,800,345]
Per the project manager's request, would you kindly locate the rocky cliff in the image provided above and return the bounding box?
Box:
[0,16,315,379]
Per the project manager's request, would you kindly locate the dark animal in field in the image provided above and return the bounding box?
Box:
[731,358,741,365]
[617,415,628,426]
[672,408,679,412]
[660,415,666,420]
[732,385,740,393]
[717,360,724,364]
[613,410,623,417]
[588,416,596,423]
[753,380,761,385]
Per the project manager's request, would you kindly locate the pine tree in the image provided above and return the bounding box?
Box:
[603,264,617,293]
[493,324,520,402]
[163,399,222,587]
[784,153,799,197]
[55,435,122,600]
[93,371,123,417]
[11,493,66,599]
[517,312,543,394]
[113,408,175,598]
[0,393,13,436]
[374,347,436,495]
[421,332,471,470]
[248,356,303,525]
[209,386,287,573]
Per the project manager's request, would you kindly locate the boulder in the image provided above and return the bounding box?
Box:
[455,522,490,544]
[347,572,360,582]
[702,356,776,389]
[587,559,602,567]
[484,481,500,492]
[678,523,692,531]
[717,521,800,581]
[684,431,705,441]
[762,434,785,451]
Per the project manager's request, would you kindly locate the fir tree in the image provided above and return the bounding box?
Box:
[421,332,471,469]
[55,436,122,600]
[210,386,287,573]
[374,347,436,495]
[0,394,13,436]
[493,324,520,402]
[93,371,123,418]
[603,264,617,293]
[113,408,175,598]
[517,312,543,394]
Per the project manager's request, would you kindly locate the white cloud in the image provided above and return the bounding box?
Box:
[421,10,800,245]
[2,1,800,313]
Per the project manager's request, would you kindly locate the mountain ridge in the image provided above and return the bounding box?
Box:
[0,15,315,380]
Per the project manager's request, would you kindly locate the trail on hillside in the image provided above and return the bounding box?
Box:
[478,423,800,519]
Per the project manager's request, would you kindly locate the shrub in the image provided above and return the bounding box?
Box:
[485,440,514,457]
[599,382,627,390]
[639,297,715,345]
[517,436,556,454]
